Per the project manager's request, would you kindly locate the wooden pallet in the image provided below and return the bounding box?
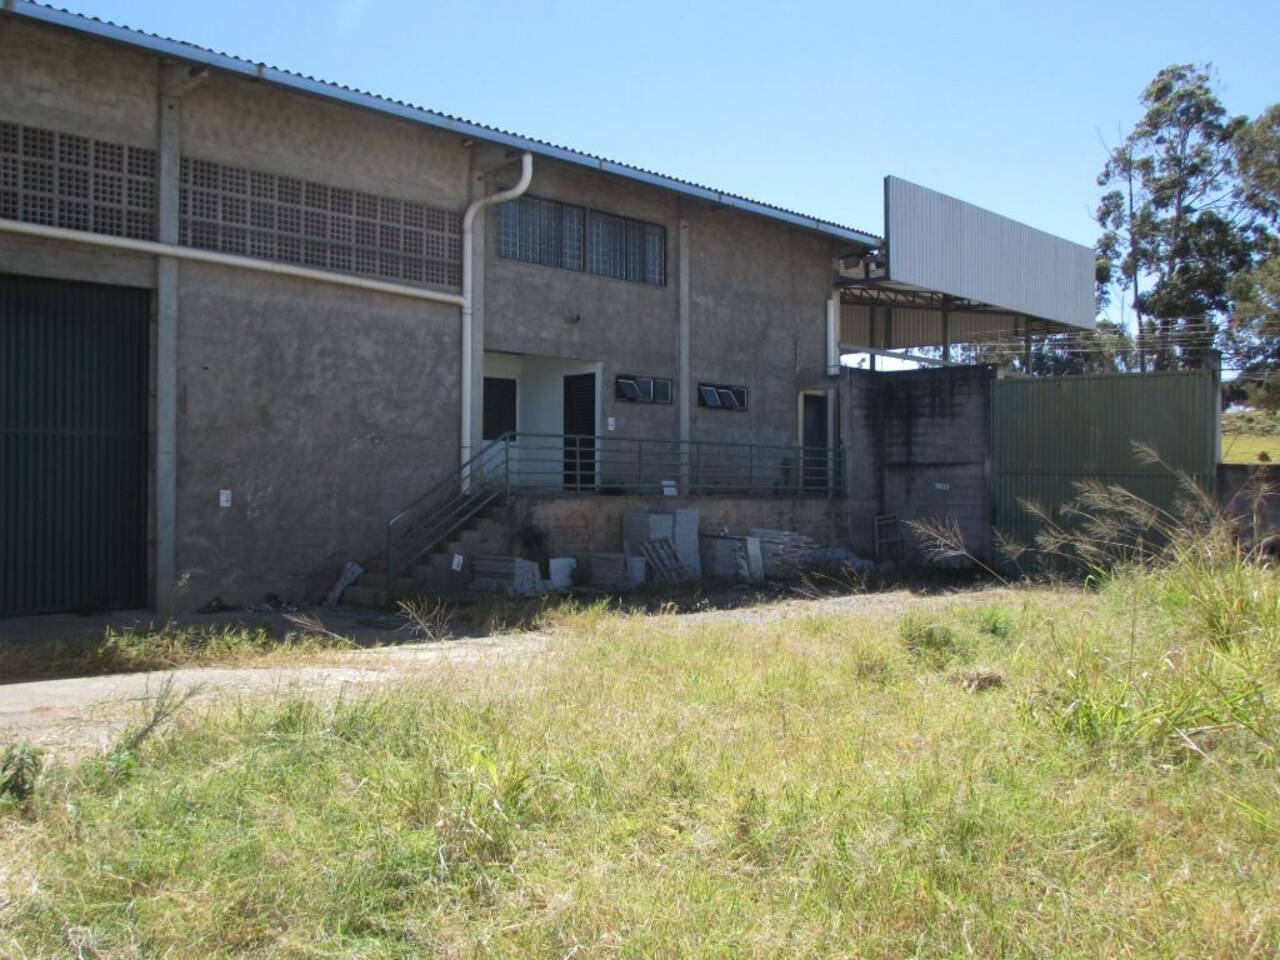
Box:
[638,538,685,584]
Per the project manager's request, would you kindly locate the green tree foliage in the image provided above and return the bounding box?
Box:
[1222,105,1280,406]
[1096,65,1259,370]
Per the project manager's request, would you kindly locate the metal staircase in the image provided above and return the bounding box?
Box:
[384,435,513,601]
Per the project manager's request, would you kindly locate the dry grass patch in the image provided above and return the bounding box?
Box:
[1,573,1278,957]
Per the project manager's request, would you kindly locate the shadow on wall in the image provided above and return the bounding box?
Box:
[842,365,996,564]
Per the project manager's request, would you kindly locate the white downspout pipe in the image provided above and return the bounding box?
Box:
[0,218,467,307]
[460,151,533,472]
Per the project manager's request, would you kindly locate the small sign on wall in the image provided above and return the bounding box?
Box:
[219,489,232,508]
[607,416,616,431]
[451,553,464,572]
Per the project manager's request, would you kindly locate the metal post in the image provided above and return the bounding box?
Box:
[942,310,951,365]
[1023,318,1032,374]
[504,438,511,498]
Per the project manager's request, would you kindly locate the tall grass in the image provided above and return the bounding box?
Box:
[3,467,1280,955]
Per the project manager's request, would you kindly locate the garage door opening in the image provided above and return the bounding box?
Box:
[1,274,149,616]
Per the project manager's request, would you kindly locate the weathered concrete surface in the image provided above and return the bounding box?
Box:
[2,14,855,615]
[843,365,994,561]
[0,17,158,145]
[174,264,461,606]
[483,161,843,451]
[688,207,838,448]
[482,161,681,443]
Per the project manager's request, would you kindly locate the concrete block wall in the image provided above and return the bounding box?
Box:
[844,365,994,562]
[2,14,852,611]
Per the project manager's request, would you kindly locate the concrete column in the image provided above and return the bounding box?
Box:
[153,75,183,612]
[678,218,691,446]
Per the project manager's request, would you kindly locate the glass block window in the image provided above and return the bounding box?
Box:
[0,121,155,240]
[496,195,584,271]
[697,383,748,411]
[616,374,672,404]
[179,156,462,287]
[587,210,665,286]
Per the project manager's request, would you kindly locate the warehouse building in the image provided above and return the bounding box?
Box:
[0,2,1096,614]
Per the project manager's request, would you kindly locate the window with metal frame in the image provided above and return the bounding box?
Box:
[587,210,665,285]
[697,382,748,411]
[615,374,672,404]
[496,195,584,271]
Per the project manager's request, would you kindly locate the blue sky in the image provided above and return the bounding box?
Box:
[73,0,1279,249]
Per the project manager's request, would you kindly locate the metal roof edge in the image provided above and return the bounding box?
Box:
[8,1,882,248]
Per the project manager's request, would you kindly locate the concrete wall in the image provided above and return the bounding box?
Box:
[2,14,850,610]
[174,264,460,603]
[482,162,842,450]
[687,208,837,448]
[843,365,994,562]
[1218,464,1280,546]
[2,17,469,608]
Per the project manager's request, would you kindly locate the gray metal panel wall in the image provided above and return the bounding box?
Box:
[1,273,149,615]
[839,302,1020,349]
[885,176,1095,330]
[991,369,1218,556]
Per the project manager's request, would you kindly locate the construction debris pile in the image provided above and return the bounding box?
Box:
[468,507,869,597]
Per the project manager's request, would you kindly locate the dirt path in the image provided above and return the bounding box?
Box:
[0,633,550,758]
[1,588,1016,759]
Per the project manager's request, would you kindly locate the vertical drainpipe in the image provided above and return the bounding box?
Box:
[460,152,533,481]
[678,218,691,482]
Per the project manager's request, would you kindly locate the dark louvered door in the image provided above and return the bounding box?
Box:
[1,274,149,616]
[563,373,596,490]
[483,377,518,441]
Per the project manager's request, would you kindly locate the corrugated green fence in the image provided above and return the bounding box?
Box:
[991,369,1219,557]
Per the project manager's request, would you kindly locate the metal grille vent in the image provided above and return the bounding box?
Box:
[0,122,156,240]
[179,157,462,288]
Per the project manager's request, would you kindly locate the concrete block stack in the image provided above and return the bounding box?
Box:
[472,556,541,597]
[699,534,765,582]
[622,508,700,583]
[589,553,646,591]
[748,528,821,579]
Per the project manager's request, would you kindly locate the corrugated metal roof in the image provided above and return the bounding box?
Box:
[6,1,882,248]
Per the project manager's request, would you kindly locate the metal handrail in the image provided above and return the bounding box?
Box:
[385,433,514,599]
[383,431,846,600]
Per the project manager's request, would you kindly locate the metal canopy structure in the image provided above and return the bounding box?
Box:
[837,177,1095,361]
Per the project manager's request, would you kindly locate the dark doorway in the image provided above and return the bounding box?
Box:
[563,372,596,489]
[802,392,829,491]
[483,377,518,440]
[1,274,149,616]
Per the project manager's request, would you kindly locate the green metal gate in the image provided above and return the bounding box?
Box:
[991,369,1219,553]
[1,274,149,616]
